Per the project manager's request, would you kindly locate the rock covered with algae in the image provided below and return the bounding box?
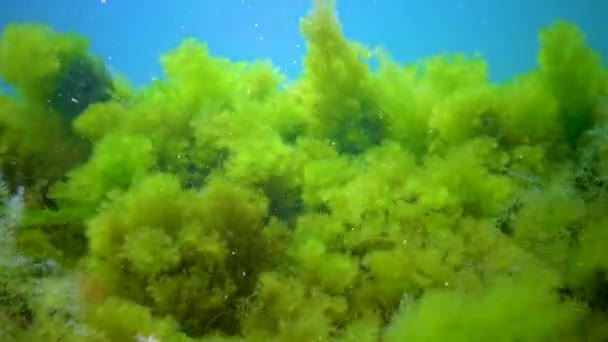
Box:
[1,0,608,341]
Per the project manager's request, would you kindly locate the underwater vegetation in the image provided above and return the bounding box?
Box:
[1,0,608,340]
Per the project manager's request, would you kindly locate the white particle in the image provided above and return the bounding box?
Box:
[136,335,158,342]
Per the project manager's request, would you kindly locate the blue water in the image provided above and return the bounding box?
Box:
[1,0,607,89]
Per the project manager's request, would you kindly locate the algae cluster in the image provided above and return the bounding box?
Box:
[1,0,608,341]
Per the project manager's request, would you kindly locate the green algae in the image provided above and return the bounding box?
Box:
[1,0,608,341]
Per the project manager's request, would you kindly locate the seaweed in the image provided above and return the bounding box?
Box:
[1,0,608,340]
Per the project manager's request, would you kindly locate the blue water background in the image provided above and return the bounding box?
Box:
[1,0,606,90]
